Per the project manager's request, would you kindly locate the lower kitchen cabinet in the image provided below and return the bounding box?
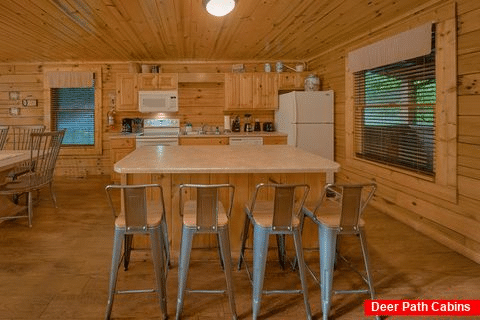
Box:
[110,137,135,183]
[263,135,287,145]
[179,136,229,145]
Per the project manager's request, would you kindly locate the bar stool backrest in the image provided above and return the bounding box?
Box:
[106,184,165,233]
[0,126,8,150]
[320,183,376,233]
[252,183,310,231]
[180,183,235,232]
[12,125,46,150]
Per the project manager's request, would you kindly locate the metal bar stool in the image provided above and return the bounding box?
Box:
[104,184,168,320]
[302,183,378,320]
[176,183,237,320]
[238,183,312,320]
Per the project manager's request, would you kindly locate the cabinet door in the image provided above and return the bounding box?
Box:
[238,73,253,109]
[277,73,306,90]
[179,137,229,145]
[116,74,138,111]
[225,73,240,110]
[157,74,178,90]
[253,73,278,110]
[137,74,158,90]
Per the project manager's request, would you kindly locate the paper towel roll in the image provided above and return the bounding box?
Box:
[224,115,231,131]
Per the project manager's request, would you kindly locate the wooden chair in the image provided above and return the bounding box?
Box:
[104,183,168,320]
[302,183,378,320]
[238,183,312,320]
[0,126,8,150]
[0,129,65,227]
[176,183,237,320]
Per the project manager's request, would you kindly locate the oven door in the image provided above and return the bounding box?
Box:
[136,137,179,148]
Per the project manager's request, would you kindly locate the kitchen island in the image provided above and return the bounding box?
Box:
[114,145,340,256]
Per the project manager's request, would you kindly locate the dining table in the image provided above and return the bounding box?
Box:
[114,144,341,255]
[0,150,31,221]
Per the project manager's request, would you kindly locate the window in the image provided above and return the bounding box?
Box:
[353,26,436,175]
[51,84,95,146]
[44,68,103,156]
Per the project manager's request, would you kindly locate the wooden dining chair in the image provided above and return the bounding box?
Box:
[176,183,237,320]
[0,126,8,150]
[0,129,65,227]
[302,183,378,320]
[104,183,169,320]
[238,183,312,320]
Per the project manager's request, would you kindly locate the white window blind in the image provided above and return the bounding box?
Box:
[353,25,436,175]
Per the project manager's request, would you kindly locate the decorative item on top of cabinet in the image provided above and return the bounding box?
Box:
[116,73,138,112]
[137,73,178,90]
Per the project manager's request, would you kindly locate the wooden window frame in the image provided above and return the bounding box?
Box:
[44,66,103,156]
[345,8,457,203]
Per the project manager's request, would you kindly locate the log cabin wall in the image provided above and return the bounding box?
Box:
[0,62,275,177]
[307,0,480,263]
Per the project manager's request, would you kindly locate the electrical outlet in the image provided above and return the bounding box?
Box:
[9,107,20,116]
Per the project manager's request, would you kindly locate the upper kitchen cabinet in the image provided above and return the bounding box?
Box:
[225,73,278,110]
[225,73,253,110]
[137,73,178,90]
[116,73,138,111]
[277,73,307,90]
[253,73,278,110]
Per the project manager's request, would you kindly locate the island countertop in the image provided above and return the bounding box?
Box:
[114,145,340,174]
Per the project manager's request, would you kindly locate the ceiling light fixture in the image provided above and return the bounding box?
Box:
[203,0,236,17]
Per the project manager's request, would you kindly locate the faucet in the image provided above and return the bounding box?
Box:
[199,123,208,134]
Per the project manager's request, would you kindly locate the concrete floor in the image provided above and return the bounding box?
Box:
[0,175,479,319]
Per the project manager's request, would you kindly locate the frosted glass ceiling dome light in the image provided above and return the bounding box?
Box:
[204,0,236,17]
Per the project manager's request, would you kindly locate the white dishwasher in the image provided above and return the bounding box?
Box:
[229,136,264,145]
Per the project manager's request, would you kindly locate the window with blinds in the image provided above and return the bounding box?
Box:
[354,27,436,175]
[51,85,95,146]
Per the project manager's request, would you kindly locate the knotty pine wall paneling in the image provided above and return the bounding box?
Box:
[307,0,480,263]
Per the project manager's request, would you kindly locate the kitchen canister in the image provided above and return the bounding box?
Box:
[275,61,283,73]
[304,74,320,91]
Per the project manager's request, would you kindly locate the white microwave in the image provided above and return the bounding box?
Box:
[138,90,178,113]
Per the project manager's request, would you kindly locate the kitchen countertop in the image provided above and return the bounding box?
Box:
[110,131,287,138]
[114,145,339,174]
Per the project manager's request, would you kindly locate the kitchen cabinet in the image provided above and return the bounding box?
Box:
[116,73,138,111]
[110,136,135,183]
[277,73,307,90]
[253,73,278,110]
[179,136,229,145]
[137,73,178,90]
[263,135,287,145]
[225,73,278,110]
[225,73,253,110]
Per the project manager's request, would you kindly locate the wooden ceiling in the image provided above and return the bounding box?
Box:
[0,0,435,64]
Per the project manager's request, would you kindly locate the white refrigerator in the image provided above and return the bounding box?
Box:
[275,90,334,182]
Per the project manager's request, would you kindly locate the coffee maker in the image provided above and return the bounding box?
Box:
[122,118,133,133]
[243,114,253,132]
[231,116,241,132]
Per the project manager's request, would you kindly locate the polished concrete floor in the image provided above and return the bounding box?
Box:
[0,175,479,319]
